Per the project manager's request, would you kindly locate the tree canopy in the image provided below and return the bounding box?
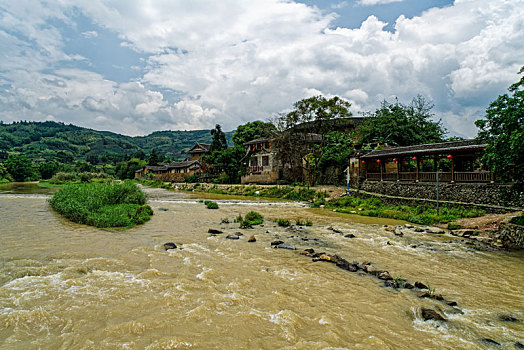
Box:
[209,124,228,152]
[357,96,446,147]
[273,95,352,184]
[232,121,276,146]
[475,67,523,185]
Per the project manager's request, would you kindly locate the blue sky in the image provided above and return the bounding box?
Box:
[0,0,522,137]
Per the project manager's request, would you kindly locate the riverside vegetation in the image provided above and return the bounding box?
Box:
[49,180,153,228]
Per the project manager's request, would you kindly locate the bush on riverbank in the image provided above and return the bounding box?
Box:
[49,180,153,228]
[204,200,219,209]
[313,196,486,225]
[48,171,113,184]
[180,183,328,202]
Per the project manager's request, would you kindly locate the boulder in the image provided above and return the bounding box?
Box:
[393,229,404,237]
[271,240,284,246]
[404,224,414,229]
[446,301,458,307]
[434,294,444,301]
[403,282,414,289]
[163,242,177,250]
[226,234,240,240]
[300,251,313,257]
[208,229,223,234]
[421,308,447,322]
[377,271,392,280]
[385,226,394,232]
[479,338,500,347]
[417,291,430,298]
[275,243,296,250]
[304,248,315,254]
[499,314,519,322]
[248,235,256,242]
[414,281,428,289]
[414,227,425,232]
[515,342,524,349]
[327,226,343,233]
[234,232,244,237]
[364,265,382,276]
[344,234,356,238]
[384,280,399,288]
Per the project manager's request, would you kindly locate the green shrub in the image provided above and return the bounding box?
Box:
[277,218,291,227]
[447,223,461,230]
[510,214,524,226]
[244,211,263,225]
[49,180,152,228]
[305,220,313,226]
[204,200,219,209]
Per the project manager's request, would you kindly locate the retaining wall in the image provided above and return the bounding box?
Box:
[357,181,523,209]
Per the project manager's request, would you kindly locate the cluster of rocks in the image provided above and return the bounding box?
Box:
[327,226,356,238]
[208,228,257,242]
[299,248,460,322]
[384,224,445,237]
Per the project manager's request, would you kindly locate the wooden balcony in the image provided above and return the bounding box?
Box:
[365,171,492,183]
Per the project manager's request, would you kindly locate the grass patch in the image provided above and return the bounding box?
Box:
[277,218,291,227]
[510,213,524,226]
[237,211,264,228]
[49,180,153,228]
[178,184,328,202]
[317,196,486,225]
[204,200,219,209]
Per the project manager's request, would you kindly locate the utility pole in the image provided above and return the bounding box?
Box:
[436,160,440,216]
[345,166,351,197]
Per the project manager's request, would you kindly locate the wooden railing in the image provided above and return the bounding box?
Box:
[247,166,275,173]
[366,171,491,183]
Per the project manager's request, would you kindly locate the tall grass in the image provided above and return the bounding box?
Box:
[49,180,153,228]
[313,196,485,225]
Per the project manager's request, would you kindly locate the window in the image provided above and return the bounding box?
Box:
[250,157,258,166]
[262,156,269,166]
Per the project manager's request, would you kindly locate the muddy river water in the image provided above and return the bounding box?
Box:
[0,183,522,349]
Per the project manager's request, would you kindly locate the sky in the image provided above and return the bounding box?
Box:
[0,0,522,138]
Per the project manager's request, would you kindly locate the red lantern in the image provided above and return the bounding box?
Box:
[361,160,366,164]
[376,159,381,163]
[402,160,406,164]
[447,154,453,159]
[393,158,397,162]
[420,159,424,163]
[412,156,417,161]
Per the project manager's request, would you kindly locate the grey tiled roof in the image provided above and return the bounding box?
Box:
[360,140,486,159]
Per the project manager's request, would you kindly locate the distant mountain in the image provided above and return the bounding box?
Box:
[0,121,234,162]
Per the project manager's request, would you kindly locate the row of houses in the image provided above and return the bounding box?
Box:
[135,121,492,185]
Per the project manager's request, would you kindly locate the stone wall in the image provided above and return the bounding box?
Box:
[489,222,524,250]
[357,181,523,209]
[241,171,279,184]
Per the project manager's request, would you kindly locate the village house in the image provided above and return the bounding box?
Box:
[187,143,210,161]
[134,160,202,182]
[241,137,279,184]
[355,139,490,183]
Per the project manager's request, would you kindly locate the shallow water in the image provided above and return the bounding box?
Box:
[0,185,522,349]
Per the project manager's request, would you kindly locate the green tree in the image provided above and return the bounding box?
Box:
[0,162,12,181]
[148,149,160,165]
[274,95,352,185]
[115,158,146,180]
[232,121,276,146]
[209,124,228,152]
[38,161,59,180]
[5,156,36,181]
[203,145,245,183]
[475,67,524,185]
[357,96,446,147]
[317,131,354,184]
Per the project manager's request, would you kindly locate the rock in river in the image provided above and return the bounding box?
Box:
[226,234,240,240]
[344,234,356,238]
[271,240,284,246]
[275,243,296,250]
[164,242,177,250]
[208,229,223,234]
[421,308,447,322]
[248,235,256,242]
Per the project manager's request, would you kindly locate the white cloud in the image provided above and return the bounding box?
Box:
[81,30,98,38]
[357,0,404,6]
[0,0,523,138]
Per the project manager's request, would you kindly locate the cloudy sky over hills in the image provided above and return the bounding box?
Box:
[0,0,522,137]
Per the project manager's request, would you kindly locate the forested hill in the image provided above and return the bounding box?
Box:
[0,121,234,162]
